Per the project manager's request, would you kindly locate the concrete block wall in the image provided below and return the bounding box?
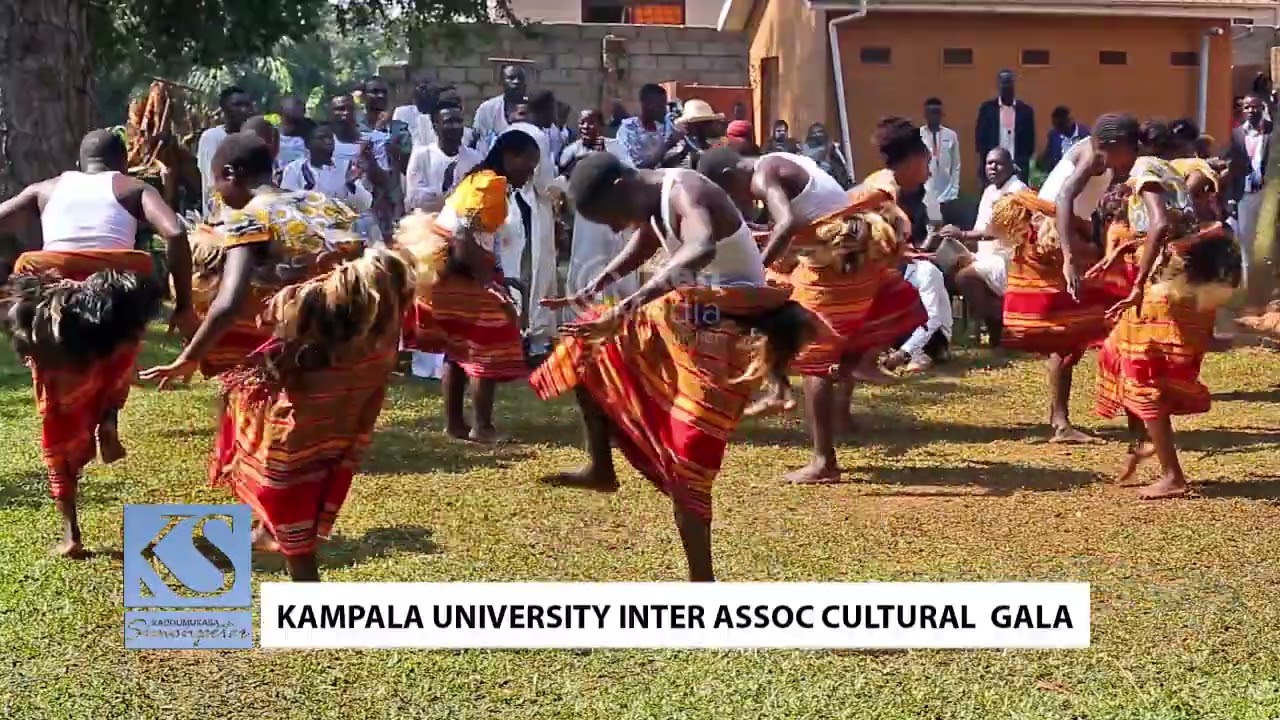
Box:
[378,23,749,122]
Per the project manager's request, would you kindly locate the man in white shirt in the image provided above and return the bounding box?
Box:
[404,105,484,379]
[392,75,438,148]
[920,97,961,226]
[941,147,1025,346]
[196,85,253,214]
[279,125,373,212]
[885,260,952,373]
[557,109,638,315]
[504,109,559,357]
[405,106,483,213]
[473,64,529,155]
[276,96,313,169]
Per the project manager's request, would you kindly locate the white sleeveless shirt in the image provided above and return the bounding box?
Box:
[649,169,766,288]
[1039,148,1112,222]
[762,152,849,224]
[41,171,138,251]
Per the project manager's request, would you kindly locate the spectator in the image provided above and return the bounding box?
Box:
[665,99,723,169]
[404,106,482,213]
[941,147,1026,346]
[884,258,952,373]
[605,100,629,138]
[615,83,676,168]
[392,74,441,148]
[1040,106,1089,172]
[764,120,799,154]
[800,122,852,189]
[920,97,961,226]
[725,120,758,155]
[276,96,315,169]
[975,69,1035,182]
[1225,92,1272,293]
[473,64,529,154]
[197,85,253,213]
[279,124,373,225]
[732,101,749,122]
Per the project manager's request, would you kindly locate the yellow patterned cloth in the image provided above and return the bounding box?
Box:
[1125,157,1195,238]
[444,169,509,233]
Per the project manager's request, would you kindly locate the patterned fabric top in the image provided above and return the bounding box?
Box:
[616,116,675,167]
[1124,156,1194,236]
[1170,157,1221,192]
[220,191,359,257]
[443,169,509,234]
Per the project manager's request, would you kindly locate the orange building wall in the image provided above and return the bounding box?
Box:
[745,0,832,145]
[833,12,1233,194]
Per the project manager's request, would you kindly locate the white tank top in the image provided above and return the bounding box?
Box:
[649,169,766,287]
[763,152,849,224]
[1039,151,1112,222]
[41,171,138,251]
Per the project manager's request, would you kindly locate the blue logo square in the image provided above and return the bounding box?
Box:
[123,504,252,609]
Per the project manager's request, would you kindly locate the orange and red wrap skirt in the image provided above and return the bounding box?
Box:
[530,286,791,521]
[12,250,154,499]
[402,223,526,381]
[213,344,398,556]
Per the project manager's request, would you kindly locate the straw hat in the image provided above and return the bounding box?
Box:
[674,99,724,127]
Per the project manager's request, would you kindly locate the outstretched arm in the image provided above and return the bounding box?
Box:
[543,223,661,310]
[0,183,45,242]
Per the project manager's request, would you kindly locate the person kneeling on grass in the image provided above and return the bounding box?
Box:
[529,152,818,581]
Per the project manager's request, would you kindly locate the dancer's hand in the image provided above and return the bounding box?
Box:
[1106,287,1143,323]
[1063,263,1083,302]
[559,307,623,342]
[541,293,591,310]
[139,357,198,389]
[167,305,199,340]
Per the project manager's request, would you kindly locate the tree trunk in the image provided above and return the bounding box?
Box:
[0,0,93,205]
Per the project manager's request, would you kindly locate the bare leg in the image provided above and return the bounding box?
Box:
[956,268,1003,346]
[469,378,506,444]
[97,408,126,464]
[848,347,893,385]
[1115,412,1156,485]
[1137,414,1188,500]
[673,502,714,581]
[52,494,85,558]
[1047,353,1102,444]
[540,386,619,490]
[251,523,281,553]
[785,376,842,484]
[442,361,471,440]
[284,553,321,582]
[744,371,797,418]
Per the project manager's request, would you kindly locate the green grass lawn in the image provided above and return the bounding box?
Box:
[2,327,1280,719]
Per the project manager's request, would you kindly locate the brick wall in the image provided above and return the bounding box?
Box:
[379,23,748,121]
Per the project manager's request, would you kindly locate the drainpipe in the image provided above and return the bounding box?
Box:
[1197,26,1225,131]
[827,0,869,180]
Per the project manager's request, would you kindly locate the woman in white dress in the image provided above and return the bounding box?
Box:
[557,110,639,317]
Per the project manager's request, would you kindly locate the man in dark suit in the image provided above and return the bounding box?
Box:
[1039,106,1089,172]
[1224,92,1272,304]
[975,70,1035,183]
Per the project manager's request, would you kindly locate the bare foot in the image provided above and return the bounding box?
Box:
[251,525,280,553]
[849,366,894,386]
[1114,442,1156,485]
[1048,426,1104,445]
[468,426,509,444]
[1137,475,1188,500]
[539,467,620,492]
[445,424,472,441]
[98,424,126,464]
[744,394,797,418]
[52,539,86,558]
[784,459,842,485]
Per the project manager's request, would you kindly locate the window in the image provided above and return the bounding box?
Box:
[1171,51,1200,67]
[583,0,685,24]
[1099,50,1128,66]
[942,48,974,67]
[1021,49,1051,66]
[860,47,892,65]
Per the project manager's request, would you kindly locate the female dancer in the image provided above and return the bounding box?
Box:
[141,133,401,580]
[399,130,540,443]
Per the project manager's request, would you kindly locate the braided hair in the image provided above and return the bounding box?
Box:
[872,116,928,167]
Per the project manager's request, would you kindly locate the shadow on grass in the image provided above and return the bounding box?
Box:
[361,424,537,474]
[856,459,1099,496]
[0,468,126,509]
[252,525,440,573]
[1210,386,1280,403]
[1193,476,1280,501]
[1180,427,1278,455]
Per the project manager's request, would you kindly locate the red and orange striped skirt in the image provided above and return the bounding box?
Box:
[1095,286,1215,421]
[845,266,927,356]
[530,285,790,520]
[403,271,526,381]
[213,345,398,556]
[788,260,885,375]
[12,250,154,498]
